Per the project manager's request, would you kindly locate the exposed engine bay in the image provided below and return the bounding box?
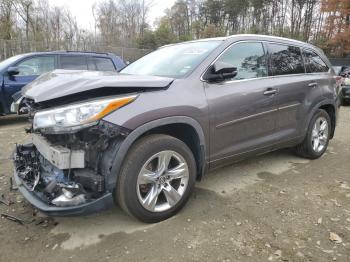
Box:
[13,120,129,208]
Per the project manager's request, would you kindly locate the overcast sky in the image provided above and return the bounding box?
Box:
[49,0,176,31]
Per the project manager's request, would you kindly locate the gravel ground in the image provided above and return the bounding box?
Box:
[0,108,349,262]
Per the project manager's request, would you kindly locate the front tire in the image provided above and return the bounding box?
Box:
[295,109,331,159]
[116,134,196,223]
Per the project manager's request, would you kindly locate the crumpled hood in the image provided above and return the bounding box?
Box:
[22,70,174,103]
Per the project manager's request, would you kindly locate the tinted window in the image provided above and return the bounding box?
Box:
[216,42,268,80]
[60,56,87,70]
[16,56,55,76]
[269,44,304,75]
[88,57,115,71]
[303,49,329,73]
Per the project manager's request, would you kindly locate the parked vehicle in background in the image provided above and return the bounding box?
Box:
[340,67,350,78]
[339,67,350,104]
[0,51,126,115]
[331,66,350,105]
[333,66,343,76]
[13,34,339,223]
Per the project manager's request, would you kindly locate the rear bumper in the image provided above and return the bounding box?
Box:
[13,169,115,216]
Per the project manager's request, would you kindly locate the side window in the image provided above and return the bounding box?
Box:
[60,56,87,70]
[216,42,268,80]
[303,49,329,73]
[268,44,304,75]
[87,58,97,70]
[93,57,115,71]
[16,56,55,76]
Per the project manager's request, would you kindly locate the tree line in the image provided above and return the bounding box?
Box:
[140,0,349,57]
[0,0,349,59]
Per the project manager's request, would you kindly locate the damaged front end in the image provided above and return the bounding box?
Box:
[13,120,129,215]
[12,70,174,215]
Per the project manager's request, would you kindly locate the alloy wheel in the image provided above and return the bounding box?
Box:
[136,150,189,212]
[311,116,329,153]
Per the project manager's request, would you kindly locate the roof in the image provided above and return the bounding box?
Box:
[160,34,315,49]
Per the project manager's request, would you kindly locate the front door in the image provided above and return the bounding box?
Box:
[204,41,278,167]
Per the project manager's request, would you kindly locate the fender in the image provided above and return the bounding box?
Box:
[302,98,337,139]
[106,116,207,190]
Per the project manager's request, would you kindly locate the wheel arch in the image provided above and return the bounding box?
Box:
[304,100,337,139]
[319,104,336,139]
[107,116,207,191]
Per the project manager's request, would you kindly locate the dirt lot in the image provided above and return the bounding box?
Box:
[0,108,350,262]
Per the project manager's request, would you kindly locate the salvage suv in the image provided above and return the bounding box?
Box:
[13,35,339,223]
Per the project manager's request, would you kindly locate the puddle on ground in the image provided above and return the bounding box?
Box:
[51,208,156,250]
[197,150,309,196]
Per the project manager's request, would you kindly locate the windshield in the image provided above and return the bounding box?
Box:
[121,40,222,78]
[0,54,26,72]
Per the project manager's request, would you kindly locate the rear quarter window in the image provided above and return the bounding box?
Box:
[60,56,87,70]
[268,43,305,76]
[90,57,115,71]
[303,49,329,73]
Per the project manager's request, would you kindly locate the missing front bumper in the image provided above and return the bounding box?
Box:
[13,143,112,215]
[13,169,114,216]
[12,121,128,215]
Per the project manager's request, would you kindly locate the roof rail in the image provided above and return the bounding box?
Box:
[64,50,111,56]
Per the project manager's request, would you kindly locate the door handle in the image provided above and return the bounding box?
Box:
[263,88,277,96]
[308,82,318,88]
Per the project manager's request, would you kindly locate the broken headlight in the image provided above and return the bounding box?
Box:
[33,95,137,133]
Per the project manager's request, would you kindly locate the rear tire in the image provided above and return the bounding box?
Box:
[295,109,331,159]
[116,134,196,223]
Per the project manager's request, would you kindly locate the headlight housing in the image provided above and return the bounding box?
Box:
[33,95,137,133]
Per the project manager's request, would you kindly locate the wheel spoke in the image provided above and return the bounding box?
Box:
[319,135,327,145]
[163,185,182,207]
[138,167,157,185]
[167,162,188,180]
[157,151,172,172]
[142,185,161,211]
[313,137,319,151]
[320,121,327,132]
[315,120,321,131]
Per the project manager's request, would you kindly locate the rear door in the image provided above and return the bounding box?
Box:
[204,41,279,167]
[303,48,331,93]
[3,55,55,109]
[266,43,315,141]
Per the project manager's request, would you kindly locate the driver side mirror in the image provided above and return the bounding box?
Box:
[7,66,20,76]
[203,61,237,82]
